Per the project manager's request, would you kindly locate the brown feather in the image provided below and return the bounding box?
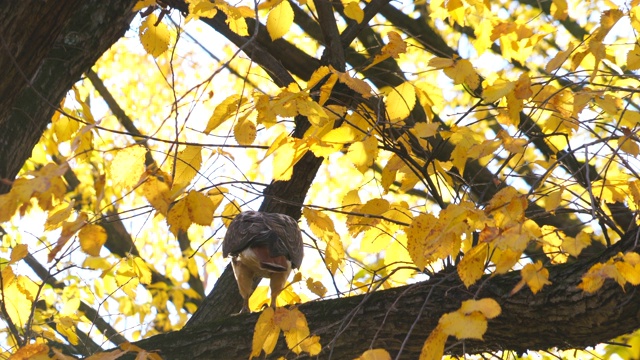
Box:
[222,211,304,312]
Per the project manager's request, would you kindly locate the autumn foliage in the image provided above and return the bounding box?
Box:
[2,0,640,359]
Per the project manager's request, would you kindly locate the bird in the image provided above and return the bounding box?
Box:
[222,211,304,313]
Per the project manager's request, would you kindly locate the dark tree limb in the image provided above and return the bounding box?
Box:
[132,228,640,359]
[0,0,138,194]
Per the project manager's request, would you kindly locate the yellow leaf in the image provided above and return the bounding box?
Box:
[73,86,95,124]
[171,145,202,194]
[251,307,280,358]
[627,44,640,70]
[440,311,488,340]
[358,348,392,360]
[57,317,79,345]
[297,97,329,127]
[578,262,607,293]
[482,79,515,103]
[347,136,378,173]
[9,344,49,360]
[208,186,228,213]
[306,278,327,297]
[139,14,171,58]
[132,256,152,285]
[545,43,575,73]
[342,0,364,23]
[618,136,640,157]
[186,0,218,22]
[71,125,94,161]
[443,58,480,89]
[143,174,172,215]
[303,207,337,240]
[317,73,338,106]
[3,275,38,328]
[519,261,552,294]
[167,197,191,236]
[49,212,88,262]
[110,146,147,190]
[410,122,439,139]
[381,154,405,193]
[562,230,591,257]
[261,132,289,161]
[219,4,249,36]
[419,326,447,360]
[205,94,247,134]
[82,257,111,271]
[115,261,139,299]
[544,186,564,213]
[61,298,80,317]
[406,213,438,270]
[347,198,390,235]
[300,335,322,356]
[514,73,533,99]
[78,224,107,257]
[617,261,640,285]
[272,138,309,181]
[467,139,500,160]
[386,82,416,122]
[595,94,622,115]
[486,186,527,227]
[266,0,293,41]
[341,189,361,210]
[321,125,359,144]
[428,56,455,69]
[278,308,313,354]
[446,0,464,25]
[550,0,568,20]
[45,201,75,231]
[364,31,407,70]
[53,113,80,142]
[331,67,372,99]
[497,130,527,154]
[459,298,502,319]
[2,265,15,285]
[186,190,214,226]
[491,247,521,274]
[0,193,18,223]
[9,244,28,265]
[458,243,488,287]
[221,200,241,228]
[307,66,331,89]
[326,233,345,275]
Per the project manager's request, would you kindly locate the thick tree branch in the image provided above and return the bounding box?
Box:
[133,228,640,359]
[0,0,138,194]
[315,0,345,71]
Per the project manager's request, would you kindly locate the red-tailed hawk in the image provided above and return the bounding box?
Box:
[222,211,304,313]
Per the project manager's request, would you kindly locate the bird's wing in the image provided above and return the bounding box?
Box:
[261,213,304,269]
[222,211,270,257]
[222,211,304,269]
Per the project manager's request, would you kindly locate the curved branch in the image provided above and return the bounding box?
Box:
[135,228,640,359]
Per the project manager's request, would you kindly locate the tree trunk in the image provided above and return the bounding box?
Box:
[0,0,138,194]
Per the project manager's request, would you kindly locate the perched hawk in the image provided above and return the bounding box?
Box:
[222,211,304,313]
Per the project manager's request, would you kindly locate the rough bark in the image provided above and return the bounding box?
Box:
[131,228,640,359]
[0,0,138,194]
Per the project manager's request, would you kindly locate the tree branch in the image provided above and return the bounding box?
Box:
[133,227,640,359]
[0,0,138,194]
